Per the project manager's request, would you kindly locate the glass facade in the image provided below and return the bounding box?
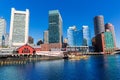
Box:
[105,23,116,48]
[67,26,83,47]
[67,26,76,46]
[104,32,114,51]
[12,13,25,43]
[75,30,83,46]
[82,26,91,46]
[48,10,62,43]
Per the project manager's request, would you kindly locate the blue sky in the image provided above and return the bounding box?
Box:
[0,0,120,47]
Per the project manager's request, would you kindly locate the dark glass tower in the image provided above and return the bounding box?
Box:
[48,10,62,43]
[94,15,105,35]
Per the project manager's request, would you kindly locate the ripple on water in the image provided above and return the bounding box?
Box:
[0,55,120,80]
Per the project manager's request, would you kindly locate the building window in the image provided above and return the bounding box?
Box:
[22,47,30,53]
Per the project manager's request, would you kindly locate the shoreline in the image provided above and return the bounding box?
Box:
[0,56,63,66]
[0,54,119,66]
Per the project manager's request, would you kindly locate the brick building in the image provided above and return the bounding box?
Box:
[95,33,105,52]
[95,31,114,54]
[41,43,62,51]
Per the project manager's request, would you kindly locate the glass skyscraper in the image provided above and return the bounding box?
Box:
[48,10,62,43]
[67,26,83,47]
[9,8,29,47]
[104,31,114,52]
[67,26,76,46]
[105,23,116,48]
[82,25,91,46]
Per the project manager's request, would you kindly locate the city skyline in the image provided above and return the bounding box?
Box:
[0,0,120,47]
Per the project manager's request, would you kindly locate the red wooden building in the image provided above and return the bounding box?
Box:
[17,44,35,55]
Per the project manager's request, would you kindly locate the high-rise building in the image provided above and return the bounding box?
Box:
[44,30,49,44]
[9,8,29,47]
[82,25,91,46]
[0,18,6,46]
[67,26,76,47]
[94,15,105,35]
[95,33,105,52]
[104,30,114,53]
[67,26,83,47]
[95,30,114,54]
[105,23,116,48]
[48,10,62,43]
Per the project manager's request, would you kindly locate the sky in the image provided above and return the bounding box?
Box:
[0,0,120,47]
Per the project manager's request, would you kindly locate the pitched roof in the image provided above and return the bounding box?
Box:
[17,44,35,50]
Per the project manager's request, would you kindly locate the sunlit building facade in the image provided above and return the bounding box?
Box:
[95,30,114,54]
[9,8,29,47]
[44,30,49,44]
[67,26,83,47]
[104,30,114,53]
[105,23,116,49]
[82,25,91,46]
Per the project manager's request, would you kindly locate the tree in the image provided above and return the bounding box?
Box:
[37,40,43,45]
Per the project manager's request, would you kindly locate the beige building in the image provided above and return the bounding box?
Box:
[44,30,49,44]
[9,8,29,47]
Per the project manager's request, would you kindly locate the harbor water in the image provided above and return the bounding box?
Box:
[0,55,120,80]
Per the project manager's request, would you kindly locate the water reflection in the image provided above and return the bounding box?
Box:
[0,55,120,80]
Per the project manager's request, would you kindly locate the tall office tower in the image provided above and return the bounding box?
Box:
[94,15,105,35]
[0,18,6,46]
[48,10,62,43]
[9,8,29,47]
[105,23,116,48]
[44,30,49,44]
[67,26,83,47]
[67,26,76,46]
[82,25,91,46]
[104,30,114,53]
